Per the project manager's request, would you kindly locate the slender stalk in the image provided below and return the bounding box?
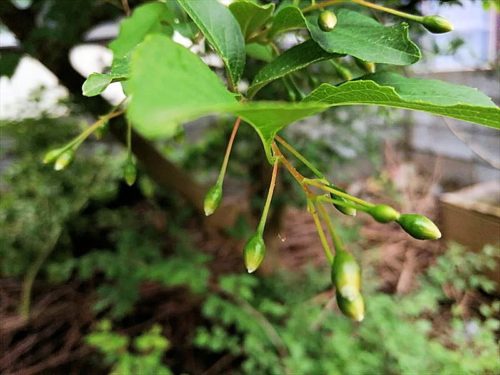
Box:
[216,117,242,186]
[19,227,62,318]
[303,0,422,23]
[272,143,306,186]
[308,200,334,264]
[257,155,280,234]
[247,27,271,43]
[304,178,373,208]
[315,194,368,212]
[121,0,130,16]
[273,143,334,263]
[302,0,345,13]
[316,203,345,252]
[275,135,325,179]
[64,107,125,151]
[126,118,132,158]
[351,0,422,22]
[282,77,298,102]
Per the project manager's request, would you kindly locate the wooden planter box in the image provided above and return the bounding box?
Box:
[439,181,500,293]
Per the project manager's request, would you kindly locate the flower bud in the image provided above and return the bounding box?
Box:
[123,160,137,186]
[54,149,74,171]
[318,10,337,32]
[331,250,361,301]
[336,291,364,322]
[330,185,356,216]
[397,214,441,240]
[354,58,376,74]
[331,194,356,216]
[333,63,352,81]
[243,233,266,273]
[203,184,222,216]
[422,15,453,34]
[369,204,400,223]
[43,148,64,164]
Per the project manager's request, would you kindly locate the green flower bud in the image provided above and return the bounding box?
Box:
[422,15,453,34]
[54,149,74,171]
[203,184,222,216]
[369,204,400,223]
[123,160,137,186]
[354,58,376,74]
[331,250,361,301]
[43,148,64,164]
[397,214,441,240]
[336,291,364,322]
[243,233,266,273]
[332,61,352,81]
[318,10,337,32]
[330,186,356,216]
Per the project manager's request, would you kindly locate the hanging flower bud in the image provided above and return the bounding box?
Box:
[123,159,137,186]
[336,291,365,322]
[354,58,376,74]
[332,62,352,81]
[330,186,356,216]
[331,250,361,301]
[368,204,400,223]
[203,183,222,216]
[397,214,441,240]
[243,233,266,273]
[421,15,453,34]
[54,149,74,171]
[318,10,337,32]
[43,148,64,164]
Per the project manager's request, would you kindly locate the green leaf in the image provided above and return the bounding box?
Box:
[178,0,245,88]
[109,55,129,79]
[229,0,274,40]
[248,40,337,97]
[364,72,496,107]
[268,7,420,65]
[125,36,499,163]
[82,73,112,97]
[245,43,275,63]
[268,6,306,37]
[126,34,237,138]
[81,56,129,97]
[304,72,499,118]
[109,2,173,58]
[243,73,499,159]
[305,9,421,65]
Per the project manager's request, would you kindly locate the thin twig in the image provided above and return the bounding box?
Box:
[121,0,130,16]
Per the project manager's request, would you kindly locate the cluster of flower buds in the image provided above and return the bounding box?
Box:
[43,147,75,171]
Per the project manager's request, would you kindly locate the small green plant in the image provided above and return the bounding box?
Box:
[86,320,172,375]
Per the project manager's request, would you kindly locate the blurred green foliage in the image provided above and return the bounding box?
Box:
[195,243,500,375]
[1,116,498,374]
[86,320,172,375]
[0,117,121,277]
[54,224,210,318]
